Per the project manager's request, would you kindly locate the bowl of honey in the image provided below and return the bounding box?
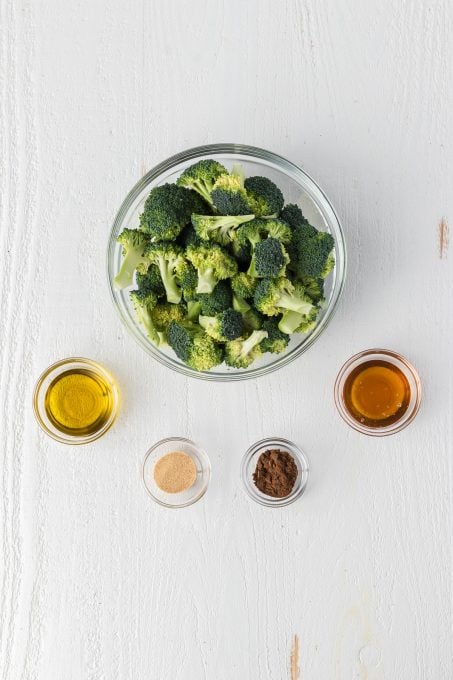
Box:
[33,357,120,444]
[334,349,421,436]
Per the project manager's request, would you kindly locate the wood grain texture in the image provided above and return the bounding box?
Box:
[1,0,452,678]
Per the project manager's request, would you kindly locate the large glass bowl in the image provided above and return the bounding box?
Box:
[107,144,346,381]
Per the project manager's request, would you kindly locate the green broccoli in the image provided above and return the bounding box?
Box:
[244,176,284,217]
[280,203,309,229]
[299,275,325,305]
[211,172,251,215]
[174,259,198,300]
[176,159,227,205]
[186,300,202,321]
[140,183,206,241]
[231,238,252,269]
[260,317,290,354]
[278,305,319,334]
[231,272,257,300]
[145,242,185,304]
[199,309,244,341]
[237,218,292,249]
[150,302,186,331]
[129,288,163,346]
[248,237,290,278]
[191,213,255,245]
[167,320,223,371]
[196,280,232,315]
[114,228,151,289]
[254,277,316,318]
[136,266,165,298]
[186,242,238,294]
[224,330,268,369]
[177,223,202,249]
[290,224,335,278]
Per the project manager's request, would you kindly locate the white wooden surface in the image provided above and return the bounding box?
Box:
[1,1,452,678]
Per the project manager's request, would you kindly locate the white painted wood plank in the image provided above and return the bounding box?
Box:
[1,0,452,678]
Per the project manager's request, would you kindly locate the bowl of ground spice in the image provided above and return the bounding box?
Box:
[241,437,309,507]
[143,437,211,508]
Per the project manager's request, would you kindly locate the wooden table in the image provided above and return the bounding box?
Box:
[2,1,452,678]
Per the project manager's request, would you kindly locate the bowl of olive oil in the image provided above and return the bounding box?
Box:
[334,349,421,436]
[33,358,120,444]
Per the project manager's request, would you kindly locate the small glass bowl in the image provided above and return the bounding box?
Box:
[32,357,120,444]
[142,437,211,508]
[241,437,310,508]
[334,348,422,436]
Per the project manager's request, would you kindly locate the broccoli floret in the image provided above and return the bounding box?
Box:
[279,305,319,334]
[224,330,268,369]
[280,203,309,229]
[199,309,244,341]
[186,300,202,321]
[254,277,316,318]
[140,183,205,241]
[186,242,238,294]
[260,317,290,354]
[191,213,255,245]
[145,242,185,304]
[231,272,257,300]
[237,218,292,249]
[211,173,251,215]
[244,176,284,217]
[150,302,186,331]
[196,280,232,315]
[290,225,335,278]
[167,320,223,371]
[299,275,325,305]
[231,238,251,269]
[176,159,227,205]
[130,288,163,346]
[248,237,289,278]
[242,307,264,331]
[114,229,151,289]
[177,223,203,249]
[136,266,165,298]
[174,259,198,300]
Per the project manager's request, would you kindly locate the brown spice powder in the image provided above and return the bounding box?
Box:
[253,449,298,498]
[153,451,197,493]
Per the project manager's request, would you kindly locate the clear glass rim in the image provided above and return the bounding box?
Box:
[241,436,310,508]
[32,357,120,445]
[142,436,211,509]
[107,143,347,381]
[334,348,422,436]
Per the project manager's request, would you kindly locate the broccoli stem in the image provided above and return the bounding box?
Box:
[232,294,251,313]
[240,330,268,358]
[136,308,163,346]
[196,268,217,294]
[191,180,213,205]
[278,292,314,315]
[187,300,202,321]
[278,310,303,334]
[114,250,146,290]
[157,257,182,303]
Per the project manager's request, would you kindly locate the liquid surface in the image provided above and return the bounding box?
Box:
[343,360,410,427]
[45,369,114,435]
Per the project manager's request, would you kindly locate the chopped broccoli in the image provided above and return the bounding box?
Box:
[231,272,257,300]
[129,288,163,345]
[290,224,335,278]
[177,223,202,249]
[299,275,325,305]
[176,159,227,205]
[136,266,165,298]
[244,176,284,217]
[186,242,237,294]
[145,242,185,304]
[280,203,309,229]
[140,183,205,241]
[150,302,186,331]
[237,218,292,250]
[254,277,316,318]
[278,305,319,334]
[191,213,255,245]
[320,251,335,278]
[248,237,289,278]
[242,307,264,331]
[196,280,232,315]
[231,238,251,269]
[199,309,244,341]
[167,320,223,371]
[224,330,268,368]
[186,300,202,321]
[114,228,151,289]
[174,259,198,300]
[211,172,251,215]
[260,317,290,354]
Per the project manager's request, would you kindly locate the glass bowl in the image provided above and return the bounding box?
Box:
[334,349,422,436]
[107,143,346,381]
[142,437,211,508]
[32,357,120,444]
[241,437,310,508]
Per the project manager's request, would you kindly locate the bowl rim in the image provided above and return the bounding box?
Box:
[107,143,347,381]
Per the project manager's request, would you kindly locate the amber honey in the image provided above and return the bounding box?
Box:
[343,360,411,428]
[44,368,115,436]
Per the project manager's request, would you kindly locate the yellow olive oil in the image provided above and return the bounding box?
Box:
[343,360,411,428]
[44,368,115,436]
